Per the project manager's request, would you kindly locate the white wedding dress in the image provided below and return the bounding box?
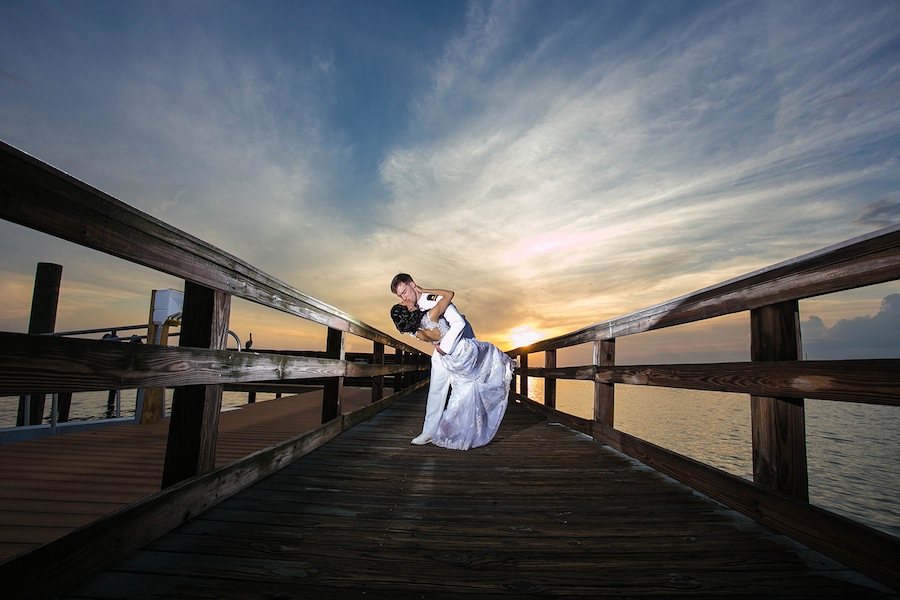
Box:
[420,313,514,450]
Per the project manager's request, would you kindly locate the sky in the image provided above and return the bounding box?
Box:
[1,0,899,364]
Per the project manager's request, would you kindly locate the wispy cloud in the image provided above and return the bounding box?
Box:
[373,0,900,346]
[1,0,898,355]
[855,199,900,228]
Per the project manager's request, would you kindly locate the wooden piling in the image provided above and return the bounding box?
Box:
[750,300,809,501]
[161,282,231,488]
[17,263,63,426]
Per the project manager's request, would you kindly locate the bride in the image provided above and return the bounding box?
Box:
[390,286,515,451]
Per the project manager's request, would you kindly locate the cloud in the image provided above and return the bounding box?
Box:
[855,199,900,228]
[802,295,900,359]
[373,0,900,348]
[2,1,899,358]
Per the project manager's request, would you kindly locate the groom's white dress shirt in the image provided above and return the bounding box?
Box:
[417,293,475,354]
[414,293,475,439]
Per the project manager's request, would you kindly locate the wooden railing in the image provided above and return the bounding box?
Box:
[0,139,429,486]
[506,223,900,590]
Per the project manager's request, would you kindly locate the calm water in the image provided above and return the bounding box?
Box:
[2,384,898,538]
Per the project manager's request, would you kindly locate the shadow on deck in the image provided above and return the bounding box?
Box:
[57,391,895,599]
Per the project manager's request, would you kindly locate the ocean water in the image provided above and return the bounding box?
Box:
[2,383,897,538]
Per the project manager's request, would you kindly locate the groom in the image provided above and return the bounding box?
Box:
[390,273,475,445]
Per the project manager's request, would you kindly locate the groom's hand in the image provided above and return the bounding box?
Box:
[435,347,447,356]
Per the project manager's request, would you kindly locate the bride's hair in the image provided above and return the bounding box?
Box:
[391,303,424,334]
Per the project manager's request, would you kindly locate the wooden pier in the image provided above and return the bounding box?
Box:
[49,390,894,599]
[2,141,899,598]
[0,388,374,563]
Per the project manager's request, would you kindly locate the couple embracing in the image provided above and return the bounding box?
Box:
[389,273,515,451]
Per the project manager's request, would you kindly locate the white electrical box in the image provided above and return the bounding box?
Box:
[153,289,184,325]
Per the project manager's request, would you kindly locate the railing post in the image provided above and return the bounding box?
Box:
[544,349,557,409]
[519,353,529,397]
[17,262,63,427]
[139,289,172,423]
[402,351,411,389]
[750,301,808,501]
[391,350,401,391]
[594,339,615,427]
[161,281,231,488]
[372,342,385,403]
[322,327,345,423]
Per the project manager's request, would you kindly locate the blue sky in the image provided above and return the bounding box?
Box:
[1,0,899,361]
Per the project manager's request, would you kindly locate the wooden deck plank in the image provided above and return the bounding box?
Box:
[57,394,896,599]
[0,388,374,561]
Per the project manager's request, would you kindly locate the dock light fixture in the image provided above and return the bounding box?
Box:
[151,289,183,345]
[152,289,184,326]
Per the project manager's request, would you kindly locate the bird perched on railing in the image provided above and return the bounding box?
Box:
[246,333,253,350]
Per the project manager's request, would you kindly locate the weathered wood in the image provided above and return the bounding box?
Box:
[0,141,417,353]
[321,327,345,423]
[17,262,62,426]
[519,352,529,396]
[0,332,356,395]
[750,301,808,501]
[524,359,900,406]
[371,342,385,403]
[162,283,231,488]
[593,339,615,427]
[0,392,372,561]
[416,352,427,384]
[544,349,556,409]
[26,263,62,334]
[47,394,897,599]
[56,392,72,422]
[511,392,592,433]
[0,414,345,600]
[513,394,899,594]
[525,364,599,381]
[140,289,172,424]
[399,351,410,389]
[341,379,425,430]
[18,329,897,408]
[2,139,897,597]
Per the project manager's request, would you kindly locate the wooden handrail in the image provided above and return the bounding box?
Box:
[0,140,414,352]
[524,359,900,406]
[1,139,427,490]
[505,224,900,591]
[0,332,420,396]
[511,223,900,354]
[3,138,897,590]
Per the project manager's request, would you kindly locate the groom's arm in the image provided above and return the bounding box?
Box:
[438,302,467,355]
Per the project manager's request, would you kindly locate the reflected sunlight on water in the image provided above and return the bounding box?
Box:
[521,377,900,537]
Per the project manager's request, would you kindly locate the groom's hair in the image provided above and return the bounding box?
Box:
[390,273,413,294]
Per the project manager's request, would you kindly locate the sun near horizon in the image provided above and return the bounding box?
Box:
[505,325,544,350]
